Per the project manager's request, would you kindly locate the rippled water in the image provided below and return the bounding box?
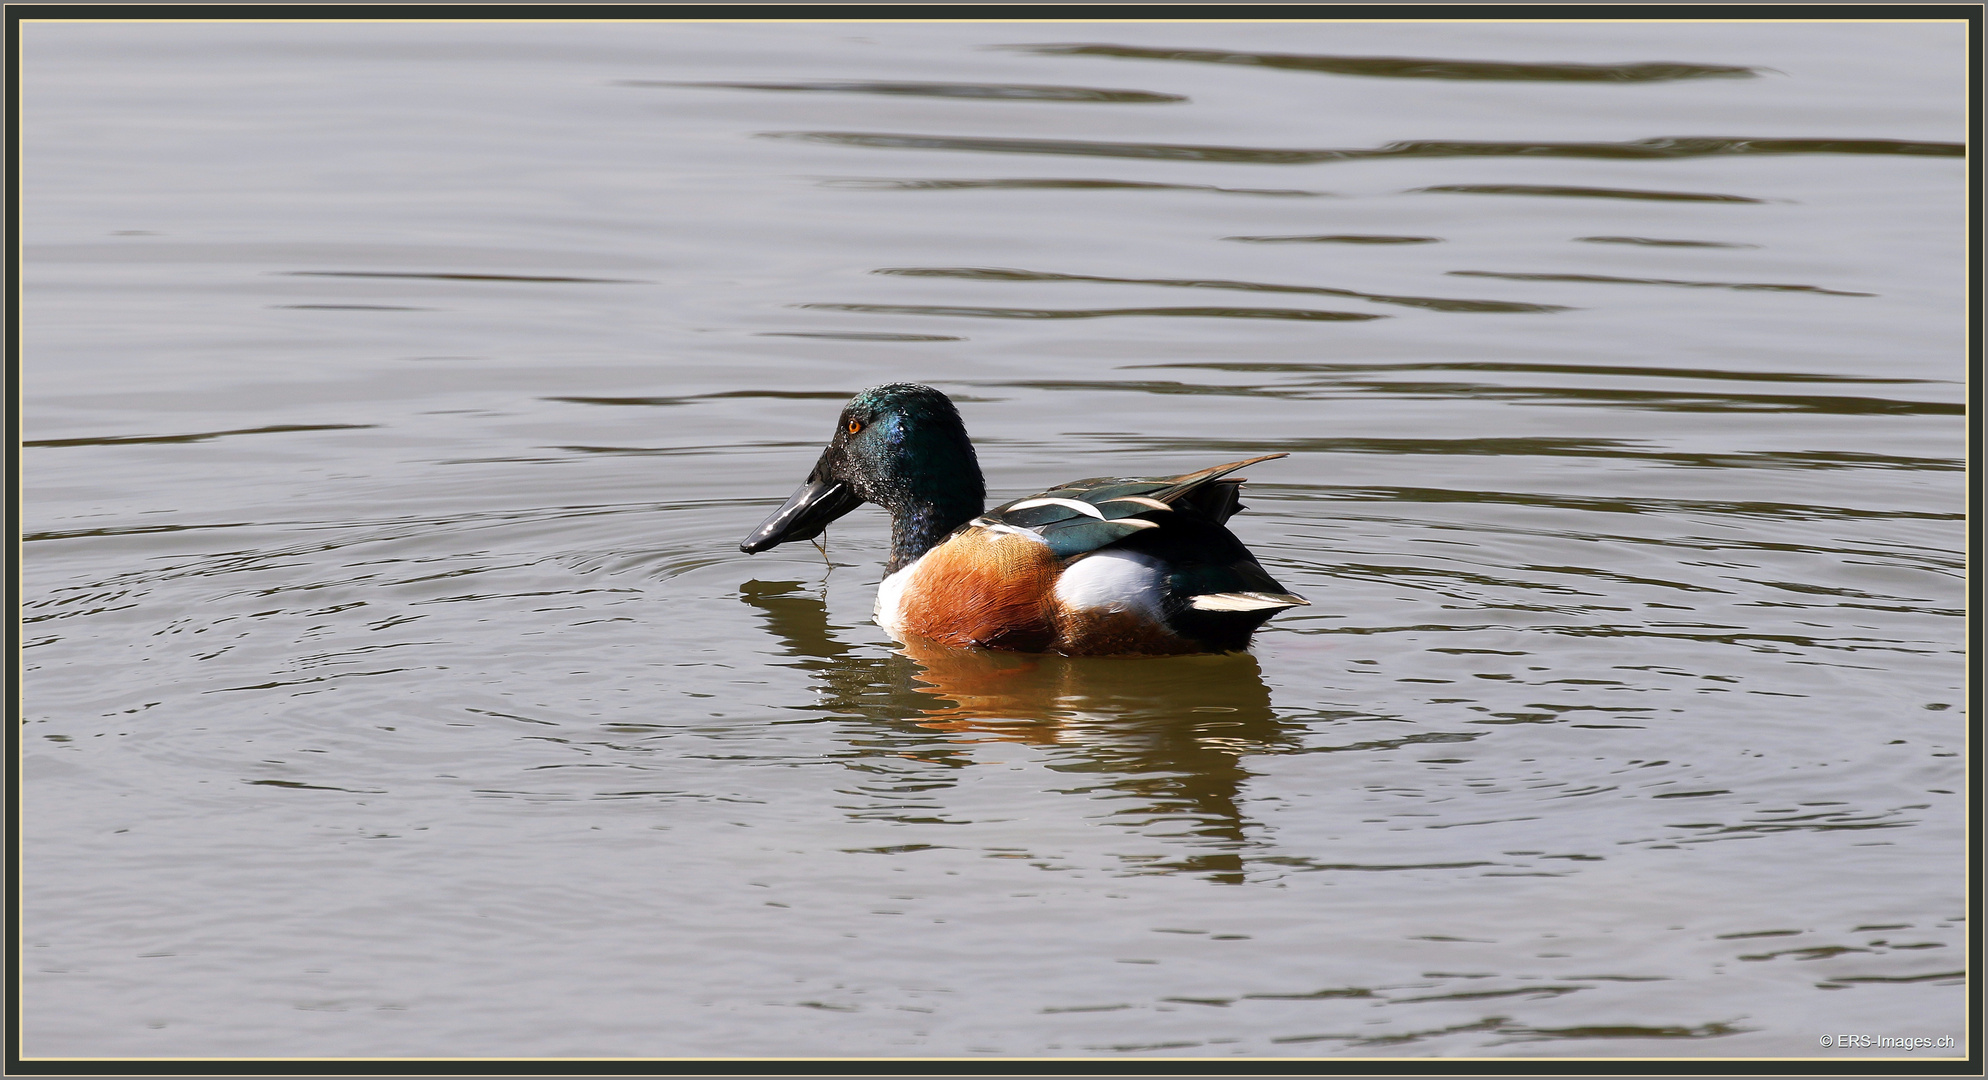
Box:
[18,19,1969,1061]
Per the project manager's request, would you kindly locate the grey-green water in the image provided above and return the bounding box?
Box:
[17,18,1969,1062]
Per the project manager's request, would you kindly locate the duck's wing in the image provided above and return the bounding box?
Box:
[975,453,1286,559]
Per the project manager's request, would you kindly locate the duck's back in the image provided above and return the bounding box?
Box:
[875,455,1307,655]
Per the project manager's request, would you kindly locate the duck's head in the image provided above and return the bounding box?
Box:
[740,383,985,559]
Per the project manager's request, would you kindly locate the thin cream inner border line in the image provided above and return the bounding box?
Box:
[12,11,1974,1068]
[12,17,1981,21]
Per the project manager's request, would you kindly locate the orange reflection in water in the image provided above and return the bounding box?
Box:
[893,633,1280,739]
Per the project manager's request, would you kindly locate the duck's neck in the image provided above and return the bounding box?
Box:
[885,491,981,574]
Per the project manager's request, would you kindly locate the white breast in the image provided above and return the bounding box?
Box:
[872,557,920,633]
[1052,550,1167,621]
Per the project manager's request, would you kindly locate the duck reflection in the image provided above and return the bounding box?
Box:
[741,578,1302,882]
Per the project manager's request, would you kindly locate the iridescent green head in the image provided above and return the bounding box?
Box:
[740,384,986,570]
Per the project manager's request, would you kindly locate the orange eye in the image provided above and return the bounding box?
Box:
[847,420,863,434]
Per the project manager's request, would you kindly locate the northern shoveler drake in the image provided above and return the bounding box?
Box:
[739,383,1308,655]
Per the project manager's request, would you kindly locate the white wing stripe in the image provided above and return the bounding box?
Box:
[1005,497,1106,519]
[1188,591,1310,612]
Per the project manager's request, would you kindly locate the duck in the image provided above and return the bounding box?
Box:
[738,383,1307,655]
